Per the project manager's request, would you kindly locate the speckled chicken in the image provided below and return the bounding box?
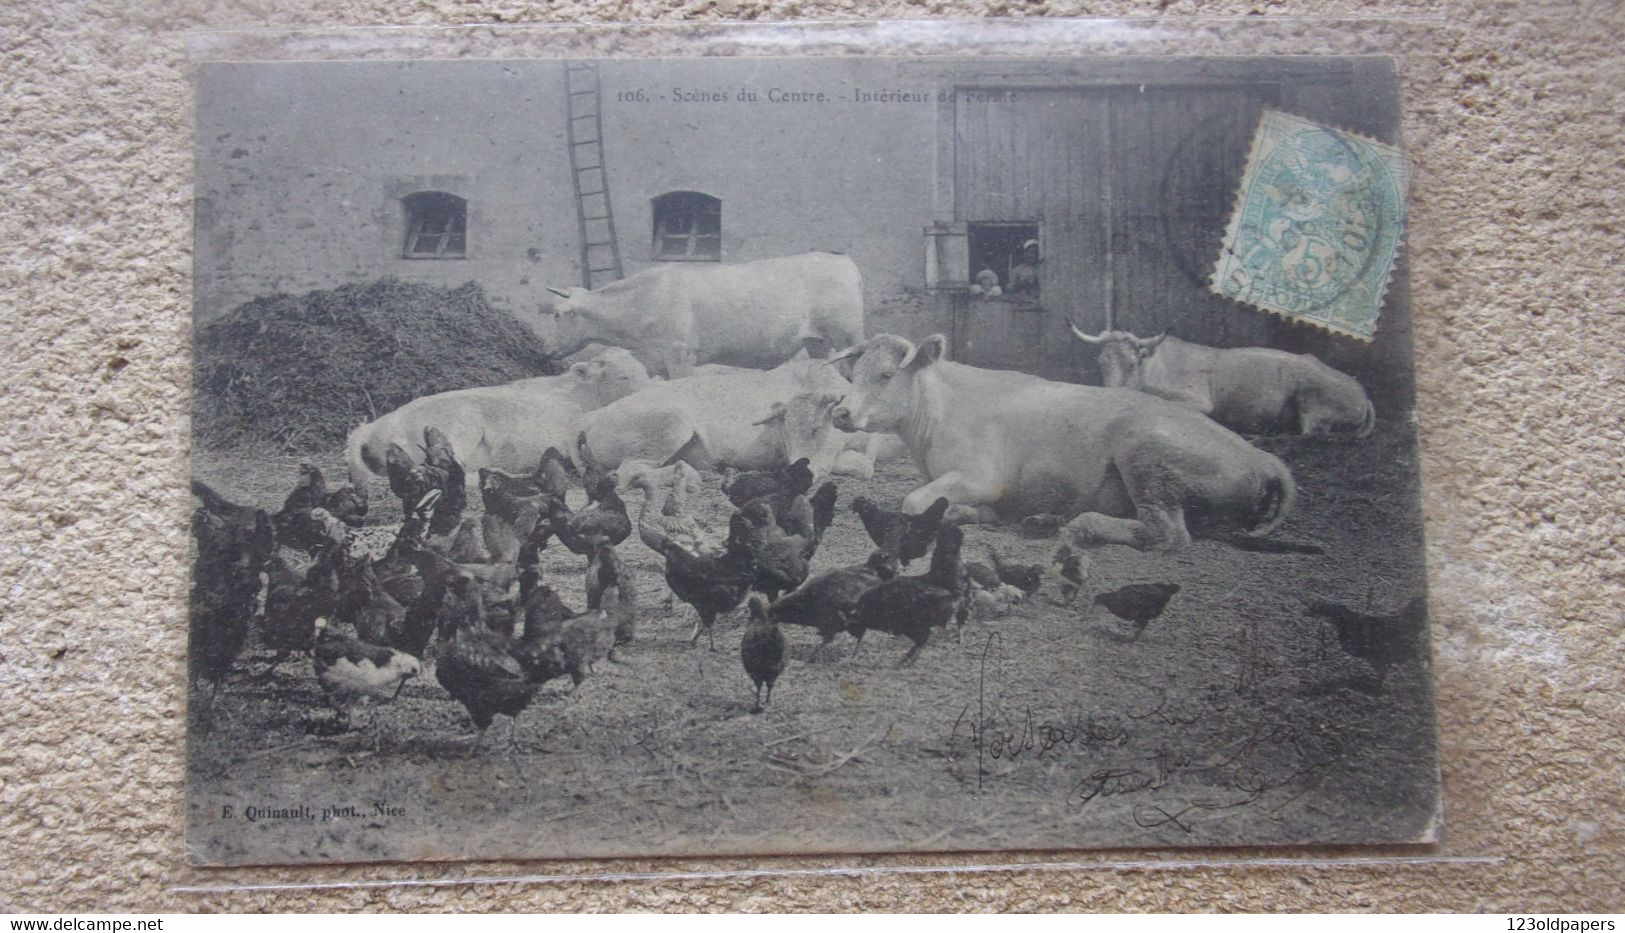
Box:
[852,495,951,566]
[628,469,722,559]
[987,547,1044,599]
[740,594,785,713]
[1053,545,1089,606]
[849,524,969,666]
[311,617,420,741]
[587,542,638,653]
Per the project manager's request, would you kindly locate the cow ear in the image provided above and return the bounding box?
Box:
[750,402,787,426]
[903,334,948,371]
[825,344,864,380]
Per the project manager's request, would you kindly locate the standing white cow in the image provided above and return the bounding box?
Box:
[532,252,864,377]
[577,359,855,477]
[345,347,651,488]
[1069,322,1376,438]
[829,333,1297,551]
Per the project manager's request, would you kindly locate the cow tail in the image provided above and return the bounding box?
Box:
[1248,455,1298,538]
[1357,399,1377,439]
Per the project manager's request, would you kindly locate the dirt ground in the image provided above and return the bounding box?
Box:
[185,419,1437,866]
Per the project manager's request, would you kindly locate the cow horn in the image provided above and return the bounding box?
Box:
[546,287,571,299]
[825,345,865,364]
[1136,331,1168,350]
[1067,320,1108,345]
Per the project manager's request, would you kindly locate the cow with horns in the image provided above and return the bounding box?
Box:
[828,333,1297,552]
[1068,321,1376,438]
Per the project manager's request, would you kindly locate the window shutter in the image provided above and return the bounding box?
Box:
[924,221,969,289]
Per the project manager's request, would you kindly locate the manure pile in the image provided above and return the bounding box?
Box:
[194,279,558,452]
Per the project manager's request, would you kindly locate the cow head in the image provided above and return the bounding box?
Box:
[1068,320,1166,389]
[751,391,847,474]
[564,347,652,406]
[829,333,948,434]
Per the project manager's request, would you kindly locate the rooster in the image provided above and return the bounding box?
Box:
[656,512,759,649]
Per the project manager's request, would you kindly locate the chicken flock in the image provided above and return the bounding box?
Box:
[189,428,1192,752]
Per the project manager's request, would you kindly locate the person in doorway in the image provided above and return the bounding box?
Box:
[1009,239,1040,295]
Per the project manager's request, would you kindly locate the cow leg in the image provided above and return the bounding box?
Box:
[1064,505,1191,552]
[901,472,1002,524]
[647,344,696,379]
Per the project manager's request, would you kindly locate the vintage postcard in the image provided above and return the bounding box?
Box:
[186,53,1437,865]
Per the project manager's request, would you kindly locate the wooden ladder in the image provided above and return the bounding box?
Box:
[563,61,624,289]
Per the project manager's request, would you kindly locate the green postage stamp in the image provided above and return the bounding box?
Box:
[1211,109,1410,341]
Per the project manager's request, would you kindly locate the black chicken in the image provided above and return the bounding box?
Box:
[852,495,951,566]
[188,503,275,694]
[278,463,368,529]
[769,549,897,655]
[850,524,969,665]
[1304,594,1427,673]
[434,570,538,754]
[1093,582,1180,640]
[656,512,760,649]
[479,457,564,563]
[741,594,786,713]
[541,477,632,556]
[722,458,814,508]
[809,481,839,544]
[737,500,812,600]
[384,428,466,536]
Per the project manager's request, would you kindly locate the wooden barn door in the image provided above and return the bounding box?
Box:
[949,81,1280,374]
[1104,85,1280,346]
[952,90,1111,372]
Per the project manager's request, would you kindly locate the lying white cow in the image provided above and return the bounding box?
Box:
[1070,322,1375,438]
[345,348,651,487]
[577,359,854,477]
[531,252,864,377]
[830,334,1298,551]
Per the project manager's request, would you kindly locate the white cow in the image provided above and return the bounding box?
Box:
[577,359,855,477]
[530,252,865,377]
[1070,322,1376,437]
[345,348,650,488]
[830,333,1298,551]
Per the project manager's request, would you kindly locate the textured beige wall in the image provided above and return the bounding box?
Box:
[2,0,1622,912]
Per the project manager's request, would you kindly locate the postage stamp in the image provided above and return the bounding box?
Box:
[1210,109,1410,341]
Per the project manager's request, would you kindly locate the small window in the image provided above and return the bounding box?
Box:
[652,191,721,261]
[402,191,467,259]
[967,223,1041,303]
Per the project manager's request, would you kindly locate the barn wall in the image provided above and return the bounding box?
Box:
[194,59,948,342]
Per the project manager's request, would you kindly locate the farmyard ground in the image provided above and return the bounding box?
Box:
[186,422,1436,865]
